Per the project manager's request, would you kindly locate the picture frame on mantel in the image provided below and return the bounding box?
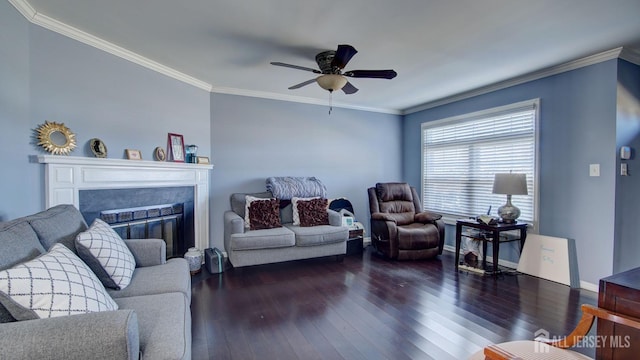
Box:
[125,149,142,160]
[168,133,185,162]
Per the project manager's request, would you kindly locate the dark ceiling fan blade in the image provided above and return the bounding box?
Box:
[288,78,317,90]
[331,44,358,69]
[342,81,359,95]
[344,69,397,79]
[271,62,321,74]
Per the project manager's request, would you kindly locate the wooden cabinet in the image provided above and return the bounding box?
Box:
[597,267,640,359]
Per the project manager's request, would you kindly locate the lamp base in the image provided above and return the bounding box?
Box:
[497,195,521,224]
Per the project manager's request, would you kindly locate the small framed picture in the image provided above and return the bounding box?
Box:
[167,133,185,162]
[154,146,166,161]
[89,138,107,158]
[196,156,210,164]
[126,149,142,160]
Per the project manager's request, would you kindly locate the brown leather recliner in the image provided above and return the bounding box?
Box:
[368,182,445,260]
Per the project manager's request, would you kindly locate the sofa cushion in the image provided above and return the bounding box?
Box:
[0,219,46,323]
[107,258,191,302]
[230,191,272,219]
[75,219,136,290]
[115,292,190,360]
[285,224,348,247]
[297,198,330,227]
[0,243,118,320]
[0,219,46,271]
[230,227,295,251]
[26,204,88,253]
[246,197,282,230]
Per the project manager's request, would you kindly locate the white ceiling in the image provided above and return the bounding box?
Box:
[16,0,640,113]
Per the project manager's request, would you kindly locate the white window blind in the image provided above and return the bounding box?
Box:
[421,100,538,224]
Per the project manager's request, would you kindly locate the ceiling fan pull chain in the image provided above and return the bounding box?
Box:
[329,91,333,115]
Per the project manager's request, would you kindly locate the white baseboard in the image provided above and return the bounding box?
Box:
[364,236,371,246]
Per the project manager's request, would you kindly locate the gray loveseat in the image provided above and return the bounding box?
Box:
[0,204,191,360]
[224,191,349,267]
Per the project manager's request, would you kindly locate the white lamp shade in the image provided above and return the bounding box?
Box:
[316,74,347,92]
[492,173,528,195]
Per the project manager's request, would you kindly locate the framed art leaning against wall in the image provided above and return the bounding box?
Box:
[168,133,185,162]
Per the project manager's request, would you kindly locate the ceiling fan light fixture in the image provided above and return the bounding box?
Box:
[316,74,347,92]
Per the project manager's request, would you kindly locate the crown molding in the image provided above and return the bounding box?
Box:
[9,0,213,92]
[403,47,626,114]
[8,0,36,19]
[620,47,640,66]
[211,86,402,115]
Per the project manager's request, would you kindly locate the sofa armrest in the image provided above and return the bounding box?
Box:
[0,310,139,360]
[124,238,166,267]
[224,210,245,252]
[327,209,342,226]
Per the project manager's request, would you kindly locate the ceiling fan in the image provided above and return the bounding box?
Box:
[270,44,397,95]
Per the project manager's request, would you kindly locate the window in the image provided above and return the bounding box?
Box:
[421,99,538,226]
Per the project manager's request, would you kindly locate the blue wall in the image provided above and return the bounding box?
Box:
[0,1,34,221]
[210,93,402,248]
[403,61,619,285]
[614,59,640,273]
[0,3,210,220]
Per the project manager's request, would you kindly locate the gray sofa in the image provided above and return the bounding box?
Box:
[224,192,349,267]
[0,204,191,360]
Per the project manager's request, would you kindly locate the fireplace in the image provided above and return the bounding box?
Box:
[37,155,213,253]
[78,186,194,258]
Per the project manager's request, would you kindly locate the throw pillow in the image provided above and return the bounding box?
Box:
[0,243,118,320]
[297,198,330,227]
[247,197,282,230]
[291,197,320,226]
[75,219,136,290]
[244,195,274,228]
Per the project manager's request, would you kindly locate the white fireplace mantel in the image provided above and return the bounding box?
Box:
[37,155,213,251]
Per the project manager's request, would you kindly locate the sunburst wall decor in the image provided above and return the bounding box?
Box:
[35,121,77,155]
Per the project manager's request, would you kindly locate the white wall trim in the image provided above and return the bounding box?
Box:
[404,48,625,114]
[621,47,640,66]
[36,155,214,252]
[579,281,599,293]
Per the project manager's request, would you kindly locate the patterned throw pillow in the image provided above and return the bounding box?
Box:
[247,198,282,230]
[291,196,320,225]
[297,198,330,227]
[0,243,118,320]
[75,219,136,290]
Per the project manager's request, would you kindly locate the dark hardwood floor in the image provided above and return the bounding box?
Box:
[190,247,597,359]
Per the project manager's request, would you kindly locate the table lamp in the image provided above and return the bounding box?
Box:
[492,173,528,223]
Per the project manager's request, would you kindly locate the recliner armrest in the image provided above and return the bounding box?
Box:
[371,212,398,223]
[0,310,140,360]
[414,211,443,224]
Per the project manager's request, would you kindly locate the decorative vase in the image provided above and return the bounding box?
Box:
[184,247,203,275]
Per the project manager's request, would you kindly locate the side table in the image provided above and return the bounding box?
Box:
[455,219,527,276]
[346,229,364,255]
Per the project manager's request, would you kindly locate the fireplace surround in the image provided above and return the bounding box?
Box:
[37,155,213,252]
